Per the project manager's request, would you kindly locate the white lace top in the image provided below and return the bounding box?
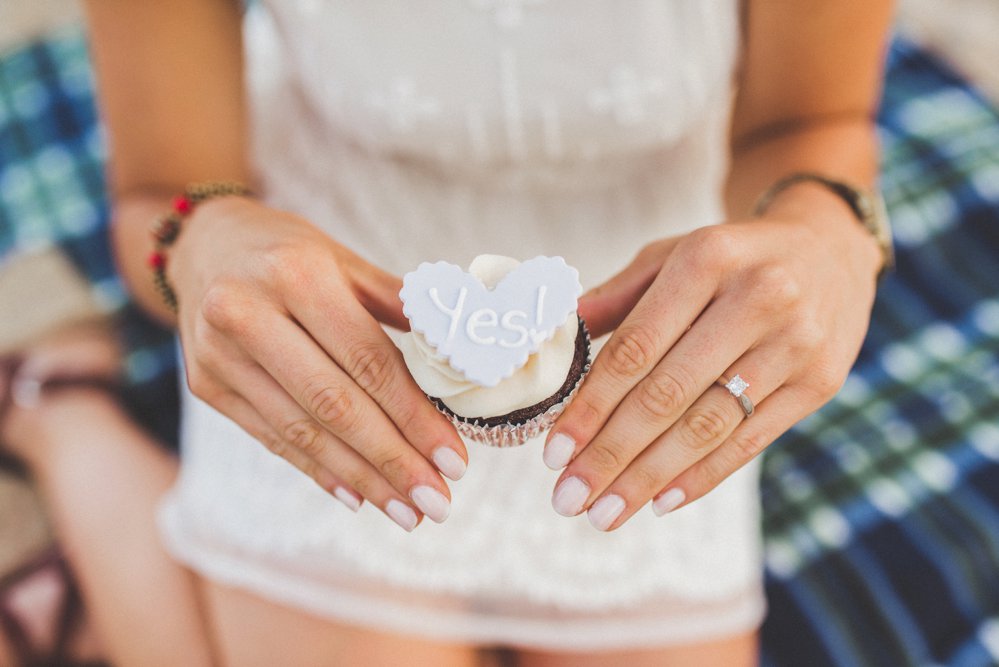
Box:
[159,0,766,649]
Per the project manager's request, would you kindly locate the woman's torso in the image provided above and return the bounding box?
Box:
[159,1,766,646]
[247,0,741,284]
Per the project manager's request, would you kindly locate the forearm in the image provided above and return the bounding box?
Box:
[724,116,879,222]
[83,0,249,325]
[726,0,892,230]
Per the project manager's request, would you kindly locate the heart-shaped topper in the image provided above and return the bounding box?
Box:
[401,256,582,387]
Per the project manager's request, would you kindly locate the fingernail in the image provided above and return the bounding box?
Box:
[552,476,590,517]
[544,433,576,470]
[432,447,467,481]
[333,487,361,512]
[410,485,451,523]
[587,494,626,531]
[386,499,418,531]
[653,488,686,516]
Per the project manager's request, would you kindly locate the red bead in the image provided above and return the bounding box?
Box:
[172,196,192,215]
[147,252,166,269]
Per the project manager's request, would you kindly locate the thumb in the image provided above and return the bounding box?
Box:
[352,263,410,331]
[578,240,675,338]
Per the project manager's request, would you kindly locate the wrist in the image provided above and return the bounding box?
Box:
[187,191,260,222]
[752,174,890,282]
[758,178,855,221]
[149,182,253,314]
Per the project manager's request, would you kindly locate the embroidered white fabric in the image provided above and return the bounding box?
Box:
[159,0,767,649]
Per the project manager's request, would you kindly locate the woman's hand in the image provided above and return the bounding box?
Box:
[544,188,883,530]
[168,196,467,531]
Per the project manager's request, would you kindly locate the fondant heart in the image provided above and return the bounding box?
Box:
[400,256,581,387]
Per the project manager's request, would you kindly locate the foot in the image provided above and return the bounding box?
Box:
[0,324,119,666]
[0,550,103,665]
[1,323,122,469]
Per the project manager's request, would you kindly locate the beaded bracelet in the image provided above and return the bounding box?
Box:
[148,181,252,313]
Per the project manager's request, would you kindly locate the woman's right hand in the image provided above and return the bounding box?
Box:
[167,195,466,531]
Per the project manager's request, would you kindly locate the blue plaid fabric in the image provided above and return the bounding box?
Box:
[1,27,997,666]
[0,26,180,443]
[760,42,999,667]
[0,26,114,299]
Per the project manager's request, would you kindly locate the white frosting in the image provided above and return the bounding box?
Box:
[399,255,578,418]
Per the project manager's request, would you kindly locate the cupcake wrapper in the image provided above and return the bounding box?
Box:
[436,323,592,448]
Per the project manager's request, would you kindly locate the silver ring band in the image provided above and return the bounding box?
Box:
[718,374,754,418]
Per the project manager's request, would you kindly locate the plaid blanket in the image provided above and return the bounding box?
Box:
[1,27,997,666]
[761,42,999,666]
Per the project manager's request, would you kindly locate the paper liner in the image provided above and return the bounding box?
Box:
[433,322,592,448]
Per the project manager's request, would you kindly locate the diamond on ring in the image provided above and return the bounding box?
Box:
[724,375,749,397]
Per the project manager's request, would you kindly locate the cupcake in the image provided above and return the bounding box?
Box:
[398,254,591,447]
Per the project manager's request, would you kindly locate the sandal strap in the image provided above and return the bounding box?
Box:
[0,548,64,664]
[51,556,82,664]
[0,356,28,476]
[0,356,25,432]
[0,549,108,667]
[0,598,34,664]
[14,375,123,407]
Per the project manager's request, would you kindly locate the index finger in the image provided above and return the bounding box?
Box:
[285,272,469,481]
[545,229,729,469]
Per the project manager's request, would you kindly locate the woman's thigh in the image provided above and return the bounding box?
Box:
[514,631,758,667]
[201,579,486,667]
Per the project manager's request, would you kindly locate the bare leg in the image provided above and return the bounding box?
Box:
[30,396,487,667]
[515,632,758,667]
[3,337,486,667]
[202,580,486,667]
[6,389,216,666]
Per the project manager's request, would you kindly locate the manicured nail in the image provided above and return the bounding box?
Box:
[544,433,576,470]
[432,447,467,481]
[587,494,626,531]
[653,488,686,516]
[386,499,418,531]
[333,487,361,512]
[552,476,590,517]
[410,485,451,523]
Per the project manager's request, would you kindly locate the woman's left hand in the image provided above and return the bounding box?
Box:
[544,196,883,530]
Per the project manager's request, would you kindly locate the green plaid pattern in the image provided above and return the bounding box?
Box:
[0,27,179,443]
[760,41,999,666]
[0,26,120,307]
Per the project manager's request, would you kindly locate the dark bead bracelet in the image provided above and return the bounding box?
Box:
[148,181,252,313]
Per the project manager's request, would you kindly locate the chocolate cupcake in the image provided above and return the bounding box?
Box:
[398,255,591,447]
